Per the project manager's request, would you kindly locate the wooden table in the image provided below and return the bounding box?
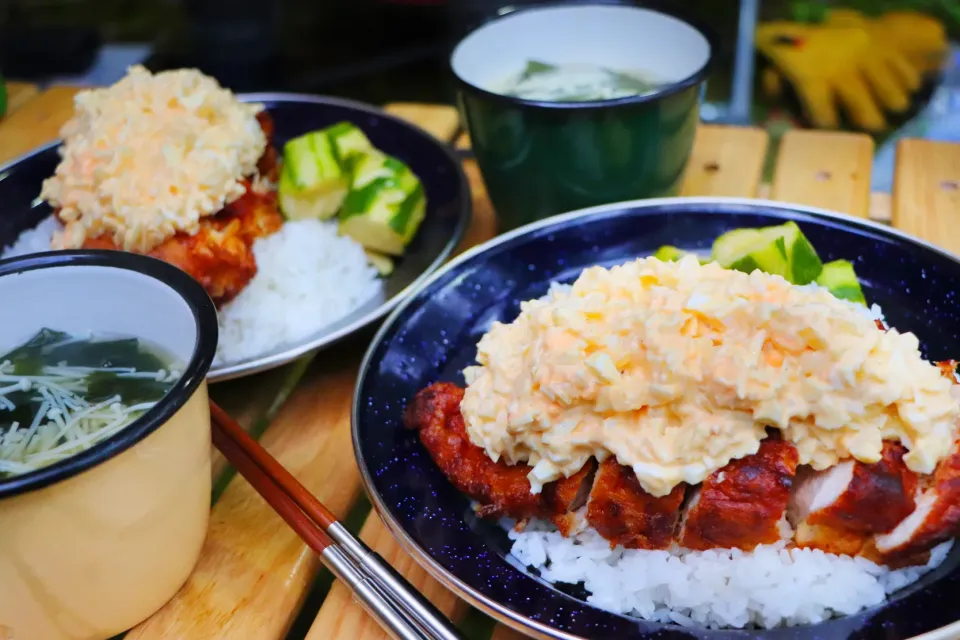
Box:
[3,85,960,640]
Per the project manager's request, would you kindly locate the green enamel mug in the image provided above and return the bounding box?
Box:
[451,2,717,232]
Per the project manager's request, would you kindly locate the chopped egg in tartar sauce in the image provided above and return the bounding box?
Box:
[460,256,960,497]
[40,65,267,253]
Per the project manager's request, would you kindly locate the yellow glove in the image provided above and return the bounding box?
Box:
[846,11,948,75]
[756,21,890,131]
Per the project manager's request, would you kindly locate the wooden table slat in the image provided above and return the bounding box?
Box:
[892,138,960,253]
[383,103,461,142]
[679,124,768,198]
[0,85,85,164]
[490,625,529,640]
[770,129,875,217]
[5,81,40,117]
[208,358,315,482]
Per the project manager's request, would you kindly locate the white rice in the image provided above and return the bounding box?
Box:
[213,219,382,364]
[1,215,61,258]
[2,217,384,366]
[506,517,952,630]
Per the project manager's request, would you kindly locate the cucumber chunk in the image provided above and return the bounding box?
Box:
[338,155,426,256]
[712,221,823,284]
[278,131,348,220]
[327,122,374,164]
[364,250,395,276]
[816,259,866,305]
[653,245,686,262]
[653,245,711,264]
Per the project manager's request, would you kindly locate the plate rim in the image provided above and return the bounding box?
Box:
[0,92,473,383]
[352,195,960,640]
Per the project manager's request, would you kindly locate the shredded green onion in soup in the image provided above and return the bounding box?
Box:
[0,329,182,479]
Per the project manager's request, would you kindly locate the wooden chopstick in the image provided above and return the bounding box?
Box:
[208,413,333,552]
[209,401,337,529]
[208,401,463,640]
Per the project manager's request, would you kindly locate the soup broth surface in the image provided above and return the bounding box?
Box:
[0,328,183,479]
[497,60,663,102]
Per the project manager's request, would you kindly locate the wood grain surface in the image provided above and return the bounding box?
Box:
[893,138,960,255]
[0,85,84,163]
[680,125,769,198]
[383,103,461,142]
[490,626,529,640]
[5,81,40,117]
[771,130,875,218]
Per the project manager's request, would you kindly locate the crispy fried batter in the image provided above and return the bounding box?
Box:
[937,359,958,381]
[680,439,799,551]
[255,111,279,182]
[403,382,544,519]
[794,522,871,557]
[82,182,282,306]
[585,458,686,550]
[403,382,597,524]
[544,459,597,536]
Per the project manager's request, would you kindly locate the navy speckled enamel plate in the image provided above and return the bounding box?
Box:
[353,198,960,640]
[0,94,470,382]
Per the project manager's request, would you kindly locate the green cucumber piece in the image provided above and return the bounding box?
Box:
[816,259,866,305]
[278,131,349,220]
[278,162,348,221]
[338,154,426,256]
[349,150,397,190]
[712,221,823,284]
[712,228,766,274]
[653,245,686,262]
[327,122,374,165]
[652,245,712,264]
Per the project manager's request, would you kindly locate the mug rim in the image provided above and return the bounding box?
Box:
[449,0,719,111]
[0,250,219,499]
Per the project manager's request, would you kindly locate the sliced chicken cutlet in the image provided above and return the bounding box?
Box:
[585,458,686,550]
[874,444,960,560]
[790,442,917,556]
[869,359,960,562]
[680,439,799,551]
[403,382,596,526]
[791,442,917,533]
